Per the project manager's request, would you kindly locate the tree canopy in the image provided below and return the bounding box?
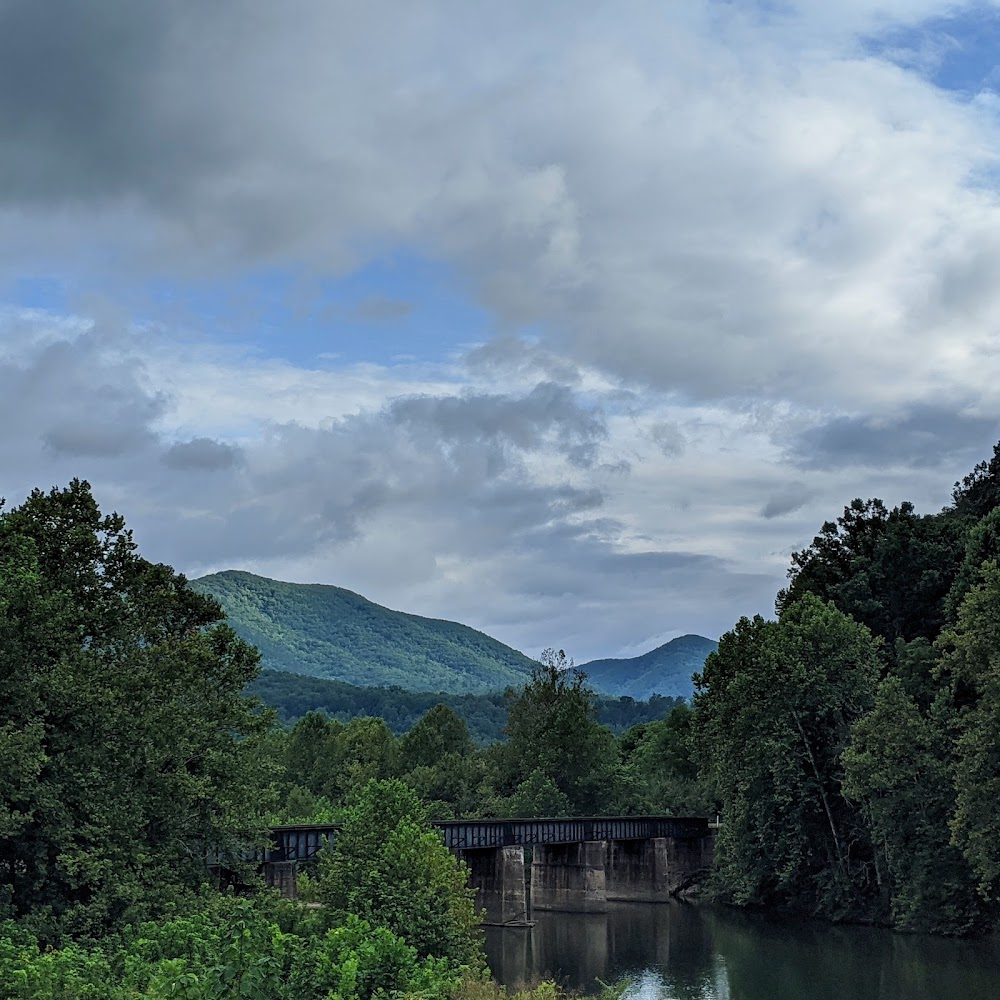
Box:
[0,480,277,941]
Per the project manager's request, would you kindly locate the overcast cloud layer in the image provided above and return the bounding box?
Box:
[2,1,1000,661]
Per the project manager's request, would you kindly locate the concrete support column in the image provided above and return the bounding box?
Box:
[663,831,715,894]
[531,840,608,912]
[605,835,714,900]
[264,861,298,898]
[606,838,672,901]
[460,846,530,925]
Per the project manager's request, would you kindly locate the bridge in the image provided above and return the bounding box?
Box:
[260,816,715,925]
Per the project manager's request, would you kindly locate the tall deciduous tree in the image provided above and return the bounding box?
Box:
[0,481,277,941]
[317,779,482,967]
[694,595,880,916]
[940,560,1000,903]
[842,675,985,933]
[495,652,620,815]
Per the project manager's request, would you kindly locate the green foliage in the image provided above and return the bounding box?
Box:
[695,596,881,916]
[698,440,1000,934]
[619,704,716,816]
[0,481,278,942]
[497,770,571,818]
[399,704,474,770]
[494,655,621,815]
[941,561,1000,901]
[777,498,965,647]
[250,668,682,743]
[842,676,984,933]
[0,896,466,1000]
[192,570,538,694]
[317,779,483,967]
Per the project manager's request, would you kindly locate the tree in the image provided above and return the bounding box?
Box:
[399,705,475,772]
[694,595,880,916]
[283,711,341,799]
[500,769,571,818]
[842,676,985,932]
[333,717,398,798]
[939,561,1000,903]
[494,655,620,815]
[0,480,277,941]
[951,441,1000,519]
[777,498,965,647]
[619,704,715,816]
[317,779,482,967]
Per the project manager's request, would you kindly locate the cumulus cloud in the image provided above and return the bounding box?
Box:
[2,2,1000,657]
[3,1,1000,415]
[788,405,1000,470]
[163,438,244,471]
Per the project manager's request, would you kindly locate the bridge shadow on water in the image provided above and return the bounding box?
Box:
[484,901,1000,1000]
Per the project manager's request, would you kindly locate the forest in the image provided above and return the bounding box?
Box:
[249,668,683,743]
[697,442,1000,934]
[0,481,691,998]
[4,440,1000,996]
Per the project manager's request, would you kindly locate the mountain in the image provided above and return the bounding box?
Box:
[577,634,718,700]
[191,570,538,694]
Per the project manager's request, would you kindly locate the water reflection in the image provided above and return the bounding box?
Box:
[484,902,1000,1000]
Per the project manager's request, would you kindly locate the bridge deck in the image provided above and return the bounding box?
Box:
[264,815,709,863]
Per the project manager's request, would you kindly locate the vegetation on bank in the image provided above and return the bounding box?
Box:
[696,444,1000,934]
[0,481,688,997]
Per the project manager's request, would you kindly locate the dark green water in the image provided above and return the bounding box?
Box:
[483,902,1000,999]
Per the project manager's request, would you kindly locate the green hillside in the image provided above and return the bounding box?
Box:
[192,570,538,694]
[578,634,718,700]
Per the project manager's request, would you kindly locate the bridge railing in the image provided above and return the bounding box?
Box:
[259,815,709,864]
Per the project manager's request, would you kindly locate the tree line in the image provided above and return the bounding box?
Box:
[5,434,1000,995]
[695,443,1000,934]
[269,649,708,824]
[250,668,682,744]
[0,480,680,998]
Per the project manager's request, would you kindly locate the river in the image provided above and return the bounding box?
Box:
[483,902,1000,999]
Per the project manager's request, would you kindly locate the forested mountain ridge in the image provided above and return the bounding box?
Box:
[192,570,538,694]
[195,569,717,699]
[578,633,718,699]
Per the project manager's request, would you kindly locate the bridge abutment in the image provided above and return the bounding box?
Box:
[531,840,608,912]
[459,846,530,926]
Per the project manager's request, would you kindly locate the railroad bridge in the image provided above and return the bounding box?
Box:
[261,816,714,925]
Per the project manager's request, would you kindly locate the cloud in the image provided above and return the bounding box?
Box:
[760,482,813,519]
[4,3,1000,659]
[0,323,165,465]
[649,421,686,457]
[163,438,244,471]
[787,404,1000,470]
[4,1,1000,418]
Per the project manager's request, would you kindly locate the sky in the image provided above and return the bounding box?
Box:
[3,1,1000,662]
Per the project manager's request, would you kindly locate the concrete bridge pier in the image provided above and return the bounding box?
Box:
[531,840,608,912]
[459,846,530,925]
[605,834,714,900]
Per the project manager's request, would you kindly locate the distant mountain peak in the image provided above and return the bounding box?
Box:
[578,634,717,701]
[192,570,538,695]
